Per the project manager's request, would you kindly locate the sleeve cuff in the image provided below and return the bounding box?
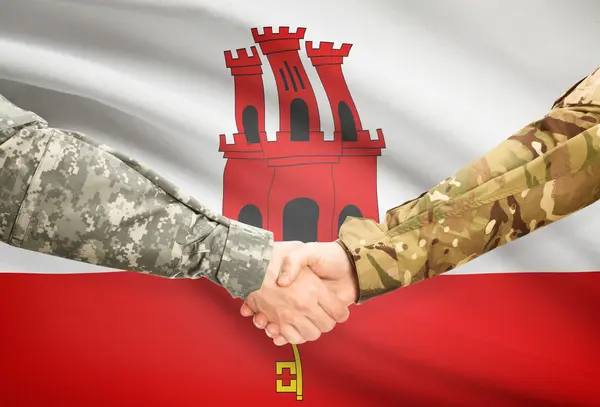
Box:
[338,217,402,304]
[217,220,274,300]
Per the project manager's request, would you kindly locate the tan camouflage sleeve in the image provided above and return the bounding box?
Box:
[339,68,600,304]
[0,94,272,300]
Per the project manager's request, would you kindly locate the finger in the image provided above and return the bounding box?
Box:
[278,244,318,287]
[253,313,269,329]
[290,317,322,342]
[306,307,336,334]
[240,303,254,317]
[253,314,267,329]
[244,294,259,313]
[318,285,350,323]
[273,336,288,346]
[279,324,307,345]
[265,322,280,338]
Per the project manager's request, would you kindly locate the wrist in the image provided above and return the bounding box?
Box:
[217,220,274,300]
[334,240,359,304]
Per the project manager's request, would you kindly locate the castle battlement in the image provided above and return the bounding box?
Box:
[341,129,386,155]
[252,26,306,54]
[224,46,261,68]
[261,131,339,158]
[251,26,306,43]
[220,130,384,159]
[219,132,265,154]
[306,41,352,66]
[262,131,341,166]
[305,41,352,57]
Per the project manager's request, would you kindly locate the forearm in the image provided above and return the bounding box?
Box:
[339,107,600,303]
[0,96,272,299]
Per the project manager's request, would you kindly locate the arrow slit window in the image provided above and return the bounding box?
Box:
[338,101,357,141]
[290,98,310,141]
[242,106,260,144]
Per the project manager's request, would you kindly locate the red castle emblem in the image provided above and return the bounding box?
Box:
[219,26,385,242]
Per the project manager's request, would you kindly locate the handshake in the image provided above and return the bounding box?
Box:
[240,241,359,347]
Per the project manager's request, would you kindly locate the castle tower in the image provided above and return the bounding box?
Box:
[251,27,322,142]
[306,41,386,230]
[219,46,274,229]
[250,27,340,242]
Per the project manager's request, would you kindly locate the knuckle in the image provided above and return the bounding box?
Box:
[283,252,297,265]
[279,309,293,322]
[291,295,309,311]
[296,301,311,313]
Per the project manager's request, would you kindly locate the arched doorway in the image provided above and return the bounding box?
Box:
[238,204,263,229]
[242,105,260,144]
[338,101,357,141]
[337,204,362,233]
[290,98,310,141]
[283,198,319,242]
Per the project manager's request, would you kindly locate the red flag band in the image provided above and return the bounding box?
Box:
[0,271,598,407]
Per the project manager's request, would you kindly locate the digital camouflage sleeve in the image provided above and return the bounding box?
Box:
[0,94,273,300]
[339,67,600,304]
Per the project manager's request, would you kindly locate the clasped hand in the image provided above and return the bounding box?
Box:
[240,241,358,346]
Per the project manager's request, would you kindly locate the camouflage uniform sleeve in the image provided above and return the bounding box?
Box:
[0,94,272,300]
[338,68,600,304]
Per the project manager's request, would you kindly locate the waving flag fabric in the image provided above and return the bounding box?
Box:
[1,271,599,407]
[1,1,600,406]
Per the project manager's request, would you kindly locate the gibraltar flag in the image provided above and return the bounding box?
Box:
[1,2,600,406]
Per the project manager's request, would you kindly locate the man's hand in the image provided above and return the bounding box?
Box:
[242,241,351,345]
[241,241,359,346]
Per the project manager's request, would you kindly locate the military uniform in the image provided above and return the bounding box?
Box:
[0,94,273,300]
[339,67,600,303]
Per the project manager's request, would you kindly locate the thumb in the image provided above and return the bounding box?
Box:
[277,243,319,287]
